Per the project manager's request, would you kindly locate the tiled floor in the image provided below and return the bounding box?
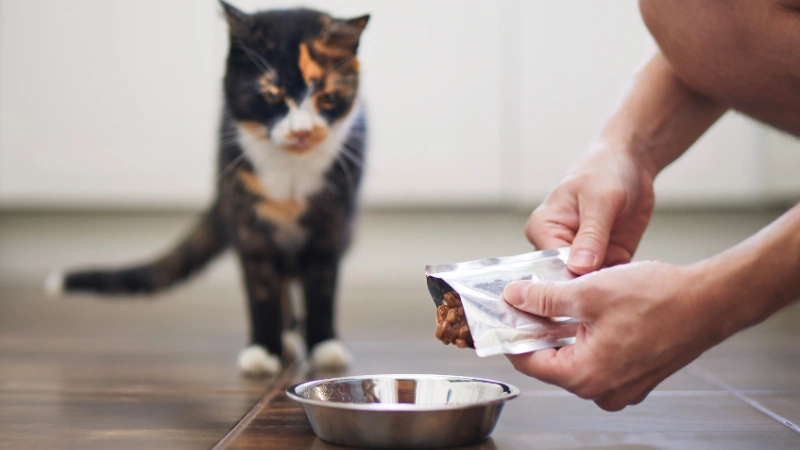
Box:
[0,210,798,449]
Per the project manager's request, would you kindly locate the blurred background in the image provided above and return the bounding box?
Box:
[2,0,798,211]
[1,1,799,448]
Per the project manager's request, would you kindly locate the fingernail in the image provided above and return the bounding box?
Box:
[570,250,597,268]
[503,281,530,306]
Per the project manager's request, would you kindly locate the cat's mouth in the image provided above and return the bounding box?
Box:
[283,135,314,154]
[282,126,329,155]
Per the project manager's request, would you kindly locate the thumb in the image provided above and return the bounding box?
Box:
[503,280,580,319]
[569,201,616,274]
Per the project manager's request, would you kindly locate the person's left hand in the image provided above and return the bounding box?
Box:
[502,260,732,411]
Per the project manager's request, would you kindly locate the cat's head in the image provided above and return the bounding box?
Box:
[221,1,368,155]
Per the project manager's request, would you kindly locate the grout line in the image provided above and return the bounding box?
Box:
[0,382,267,396]
[520,389,800,398]
[521,390,727,397]
[688,366,800,434]
[211,361,301,450]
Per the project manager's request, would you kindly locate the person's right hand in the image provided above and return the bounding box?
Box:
[526,144,656,274]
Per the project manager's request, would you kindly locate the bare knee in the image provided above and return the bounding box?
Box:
[640,0,800,134]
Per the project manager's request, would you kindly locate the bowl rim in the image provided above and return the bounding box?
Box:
[285,373,521,411]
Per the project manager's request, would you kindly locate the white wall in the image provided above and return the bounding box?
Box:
[0,0,796,210]
[0,0,221,208]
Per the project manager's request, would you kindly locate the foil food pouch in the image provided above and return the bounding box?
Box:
[426,248,579,357]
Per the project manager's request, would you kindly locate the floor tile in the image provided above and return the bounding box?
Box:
[0,389,260,450]
[495,394,786,433]
[748,393,800,429]
[488,430,800,450]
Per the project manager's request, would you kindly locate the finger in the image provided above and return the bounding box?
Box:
[597,376,660,410]
[505,348,571,387]
[594,395,629,412]
[628,371,670,405]
[569,199,619,274]
[525,220,573,251]
[630,387,654,405]
[602,243,633,268]
[503,280,584,319]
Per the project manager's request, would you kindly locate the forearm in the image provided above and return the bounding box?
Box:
[693,203,800,340]
[593,51,728,177]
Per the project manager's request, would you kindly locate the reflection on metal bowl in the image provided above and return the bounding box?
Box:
[286,374,520,449]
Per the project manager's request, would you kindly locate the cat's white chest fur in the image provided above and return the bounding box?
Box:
[238,102,359,203]
[235,102,359,248]
[238,134,337,203]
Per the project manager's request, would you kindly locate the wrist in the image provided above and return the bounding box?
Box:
[686,248,784,342]
[682,261,746,344]
[687,204,800,341]
[586,137,661,180]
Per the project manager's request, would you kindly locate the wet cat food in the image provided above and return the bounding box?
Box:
[435,290,474,348]
[426,248,580,357]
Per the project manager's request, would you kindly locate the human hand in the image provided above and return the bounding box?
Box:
[502,261,732,411]
[526,145,656,275]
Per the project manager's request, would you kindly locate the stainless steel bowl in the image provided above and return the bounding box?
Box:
[286,374,520,449]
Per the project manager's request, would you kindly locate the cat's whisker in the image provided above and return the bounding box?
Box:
[344,131,367,141]
[219,139,242,149]
[342,138,367,151]
[323,178,341,197]
[219,129,241,139]
[218,131,244,146]
[234,39,275,75]
[333,152,355,195]
[334,75,359,84]
[339,146,364,169]
[217,152,248,183]
[325,55,358,78]
[236,79,264,95]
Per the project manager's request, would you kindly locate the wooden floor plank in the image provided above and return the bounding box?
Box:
[2,211,799,449]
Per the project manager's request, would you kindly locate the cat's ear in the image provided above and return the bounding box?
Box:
[219,0,251,38]
[345,15,370,32]
[323,14,370,53]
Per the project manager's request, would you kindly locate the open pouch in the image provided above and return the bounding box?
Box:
[426,248,579,357]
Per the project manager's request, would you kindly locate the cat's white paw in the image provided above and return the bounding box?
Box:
[44,270,64,298]
[237,345,281,376]
[282,331,306,362]
[310,339,352,370]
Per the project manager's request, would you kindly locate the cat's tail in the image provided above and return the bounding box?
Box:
[46,206,227,297]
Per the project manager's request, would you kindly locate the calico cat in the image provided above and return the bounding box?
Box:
[45,1,369,376]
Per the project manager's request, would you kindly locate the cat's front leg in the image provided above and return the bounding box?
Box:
[236,255,286,377]
[299,255,351,370]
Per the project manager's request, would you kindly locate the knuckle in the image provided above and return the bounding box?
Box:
[569,283,591,315]
[524,223,538,247]
[532,282,558,317]
[525,211,551,248]
[601,185,627,202]
[508,357,528,374]
[573,385,600,400]
[575,223,608,247]
[569,369,607,400]
[571,380,603,400]
[595,398,627,412]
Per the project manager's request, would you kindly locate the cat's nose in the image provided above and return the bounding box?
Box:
[290,130,311,140]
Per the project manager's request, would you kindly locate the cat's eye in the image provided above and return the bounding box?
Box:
[319,92,336,110]
[263,89,285,104]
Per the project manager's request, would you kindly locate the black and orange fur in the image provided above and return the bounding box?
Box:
[56,2,369,370]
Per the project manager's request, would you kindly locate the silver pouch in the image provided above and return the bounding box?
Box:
[426,247,579,357]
